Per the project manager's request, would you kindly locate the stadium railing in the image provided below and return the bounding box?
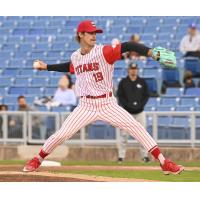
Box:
[0,111,200,147]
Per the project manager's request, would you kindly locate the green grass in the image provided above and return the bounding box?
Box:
[0,160,26,165]
[0,160,199,181]
[0,160,200,167]
[59,169,200,182]
[61,160,200,167]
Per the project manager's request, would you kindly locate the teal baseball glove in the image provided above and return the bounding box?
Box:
[152,47,176,68]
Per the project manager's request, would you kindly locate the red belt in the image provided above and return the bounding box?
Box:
[81,92,112,99]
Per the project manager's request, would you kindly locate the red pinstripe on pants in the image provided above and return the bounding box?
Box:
[42,96,157,154]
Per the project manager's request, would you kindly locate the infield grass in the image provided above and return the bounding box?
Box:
[58,169,200,182]
[0,160,199,181]
[0,160,200,167]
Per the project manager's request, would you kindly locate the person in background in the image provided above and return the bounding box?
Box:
[16,96,45,139]
[0,104,8,138]
[53,74,77,106]
[179,23,200,58]
[17,95,34,111]
[117,62,150,163]
[183,70,195,89]
[124,34,147,61]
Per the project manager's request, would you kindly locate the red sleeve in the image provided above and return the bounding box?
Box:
[69,63,75,74]
[103,43,121,65]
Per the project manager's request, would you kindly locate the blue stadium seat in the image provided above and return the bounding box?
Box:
[146,59,160,68]
[27,87,44,95]
[0,28,11,35]
[144,77,158,96]
[169,117,190,139]
[157,106,174,111]
[48,20,65,27]
[68,42,79,50]
[7,36,23,43]
[114,60,126,68]
[157,33,174,41]
[3,96,17,104]
[45,28,58,34]
[146,97,160,107]
[37,16,52,20]
[30,51,45,59]
[31,77,49,86]
[13,28,29,35]
[185,88,200,96]
[9,87,26,95]
[18,43,33,52]
[2,43,17,51]
[51,43,67,50]
[195,117,200,139]
[162,17,178,25]
[162,68,180,84]
[0,87,7,95]
[55,35,72,42]
[0,78,12,86]
[180,97,199,106]
[2,21,17,28]
[34,43,50,51]
[29,28,45,35]
[169,40,180,49]
[114,68,125,78]
[146,17,162,26]
[0,51,11,59]
[65,20,80,27]
[36,70,52,76]
[36,106,49,112]
[195,106,200,111]
[125,26,143,33]
[9,59,26,68]
[180,17,198,25]
[159,25,175,33]
[51,106,69,112]
[128,18,145,25]
[143,26,157,33]
[175,106,194,111]
[143,68,160,78]
[88,121,116,139]
[14,78,31,86]
[19,69,36,76]
[161,97,179,106]
[13,51,28,58]
[17,20,32,27]
[165,87,184,96]
[21,16,37,20]
[44,87,57,95]
[158,116,172,139]
[23,35,39,43]
[46,51,61,58]
[3,69,19,76]
[49,77,59,86]
[141,33,155,41]
[32,20,47,27]
[184,57,200,77]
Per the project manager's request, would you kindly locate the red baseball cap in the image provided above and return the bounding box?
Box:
[77,20,103,33]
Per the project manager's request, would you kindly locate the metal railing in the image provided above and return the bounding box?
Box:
[0,111,200,147]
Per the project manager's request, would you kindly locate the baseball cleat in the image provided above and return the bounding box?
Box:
[161,159,184,175]
[23,157,41,172]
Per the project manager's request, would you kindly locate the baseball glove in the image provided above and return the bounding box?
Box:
[152,47,176,68]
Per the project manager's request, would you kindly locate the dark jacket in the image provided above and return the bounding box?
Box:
[117,76,149,114]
